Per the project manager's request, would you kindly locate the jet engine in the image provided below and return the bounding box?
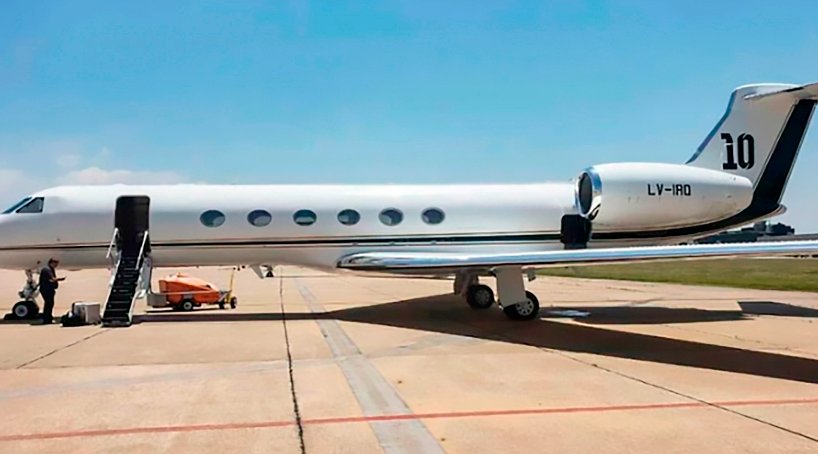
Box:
[576,163,753,231]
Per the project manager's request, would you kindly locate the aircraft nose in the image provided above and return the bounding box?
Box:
[0,214,21,248]
[0,216,10,244]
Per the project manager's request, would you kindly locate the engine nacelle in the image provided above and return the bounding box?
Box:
[576,163,753,231]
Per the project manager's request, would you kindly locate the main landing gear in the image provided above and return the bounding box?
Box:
[466,284,495,309]
[459,267,541,321]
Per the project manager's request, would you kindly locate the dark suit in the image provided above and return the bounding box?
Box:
[38,265,58,322]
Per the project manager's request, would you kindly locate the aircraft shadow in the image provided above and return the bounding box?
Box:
[0,317,45,325]
[542,306,747,325]
[737,301,818,317]
[540,301,818,325]
[134,294,818,384]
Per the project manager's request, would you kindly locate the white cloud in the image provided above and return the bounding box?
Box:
[0,166,190,209]
[0,169,40,193]
[56,167,186,185]
[55,153,82,169]
[0,169,42,204]
[94,146,112,165]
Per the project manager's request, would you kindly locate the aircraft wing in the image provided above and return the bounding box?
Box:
[337,240,818,271]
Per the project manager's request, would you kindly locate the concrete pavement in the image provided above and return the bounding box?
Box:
[1,266,817,453]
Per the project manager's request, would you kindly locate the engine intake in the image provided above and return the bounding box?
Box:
[577,170,602,219]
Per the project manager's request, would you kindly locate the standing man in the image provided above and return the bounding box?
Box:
[38,258,65,324]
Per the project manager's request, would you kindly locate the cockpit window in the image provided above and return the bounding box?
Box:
[2,197,32,214]
[15,197,44,214]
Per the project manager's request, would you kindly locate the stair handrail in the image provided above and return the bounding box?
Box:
[105,228,119,266]
[136,230,150,270]
[106,228,119,258]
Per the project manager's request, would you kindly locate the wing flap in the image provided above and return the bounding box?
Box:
[338,240,818,271]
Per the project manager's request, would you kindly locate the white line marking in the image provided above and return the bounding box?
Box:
[293,278,444,454]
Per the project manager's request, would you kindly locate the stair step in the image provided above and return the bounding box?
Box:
[103,311,130,317]
[114,280,138,286]
[104,310,131,316]
[107,298,132,304]
[110,293,135,298]
[107,296,133,302]
[103,312,130,318]
[114,278,138,283]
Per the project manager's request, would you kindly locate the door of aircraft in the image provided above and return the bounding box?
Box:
[115,196,150,249]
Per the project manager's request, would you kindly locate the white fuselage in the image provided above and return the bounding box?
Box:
[0,183,582,271]
[0,158,768,274]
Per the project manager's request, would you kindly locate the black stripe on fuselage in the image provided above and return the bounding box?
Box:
[0,232,564,252]
[595,99,817,241]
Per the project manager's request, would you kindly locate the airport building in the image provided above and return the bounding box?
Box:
[696,221,818,244]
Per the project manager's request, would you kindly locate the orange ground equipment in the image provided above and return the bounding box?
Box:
[156,271,237,311]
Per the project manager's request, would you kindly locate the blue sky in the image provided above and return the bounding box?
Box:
[1,1,817,230]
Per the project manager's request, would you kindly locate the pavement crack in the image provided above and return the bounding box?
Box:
[16,328,109,369]
[455,316,818,444]
[278,272,306,454]
[551,349,818,444]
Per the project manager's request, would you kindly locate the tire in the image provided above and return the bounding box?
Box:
[218,301,225,310]
[180,299,196,312]
[12,300,39,320]
[502,291,540,321]
[230,297,237,309]
[466,284,495,309]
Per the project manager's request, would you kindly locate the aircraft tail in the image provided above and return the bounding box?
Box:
[687,82,818,209]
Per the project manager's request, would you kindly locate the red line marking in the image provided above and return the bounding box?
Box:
[2,397,817,443]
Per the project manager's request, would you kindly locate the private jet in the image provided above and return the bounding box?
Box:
[2,82,818,325]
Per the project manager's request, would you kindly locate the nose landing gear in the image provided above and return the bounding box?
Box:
[6,270,41,320]
[11,300,40,320]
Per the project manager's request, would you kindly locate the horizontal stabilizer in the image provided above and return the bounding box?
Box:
[744,81,818,101]
[338,240,818,271]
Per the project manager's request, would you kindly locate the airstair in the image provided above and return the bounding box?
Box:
[102,229,150,327]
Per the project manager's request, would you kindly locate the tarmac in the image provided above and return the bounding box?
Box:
[1,265,817,453]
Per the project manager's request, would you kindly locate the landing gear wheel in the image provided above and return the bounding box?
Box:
[180,299,196,312]
[229,297,237,309]
[502,291,540,321]
[466,284,495,309]
[12,300,39,320]
[218,301,225,310]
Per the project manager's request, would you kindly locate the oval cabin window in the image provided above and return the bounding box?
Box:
[379,208,403,226]
[293,209,317,226]
[337,209,361,226]
[422,208,445,225]
[200,210,226,228]
[247,210,272,227]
